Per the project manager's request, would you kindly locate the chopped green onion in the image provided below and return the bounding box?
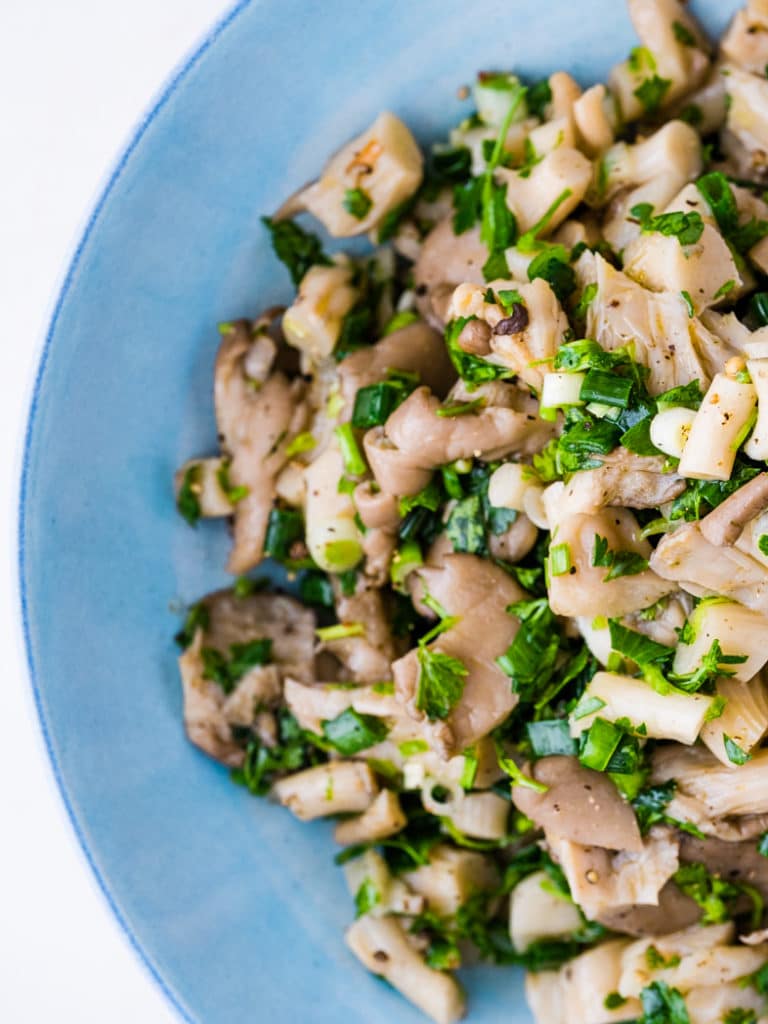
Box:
[315,622,365,642]
[383,310,420,335]
[579,369,634,409]
[177,463,202,526]
[549,543,572,576]
[323,708,389,756]
[390,539,423,590]
[579,717,623,772]
[335,423,368,476]
[352,381,410,428]
[399,739,429,757]
[264,507,304,561]
[526,719,578,757]
[436,397,486,418]
[216,461,250,504]
[285,431,316,457]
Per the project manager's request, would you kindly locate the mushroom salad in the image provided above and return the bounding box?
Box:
[174,2,768,1022]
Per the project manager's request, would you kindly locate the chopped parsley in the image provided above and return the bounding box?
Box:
[416,646,468,720]
[177,463,202,525]
[723,733,752,765]
[592,534,649,581]
[343,187,373,220]
[231,711,323,796]
[216,460,249,505]
[638,980,690,1024]
[322,708,389,756]
[634,74,672,114]
[261,216,331,286]
[201,637,273,695]
[631,203,705,246]
[354,877,381,917]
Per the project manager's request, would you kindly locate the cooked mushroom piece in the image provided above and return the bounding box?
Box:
[337,321,456,419]
[214,321,309,574]
[318,581,397,685]
[274,760,378,820]
[393,554,525,757]
[546,508,675,619]
[297,112,424,237]
[178,589,315,766]
[699,472,768,546]
[414,218,487,327]
[511,756,643,852]
[576,251,735,395]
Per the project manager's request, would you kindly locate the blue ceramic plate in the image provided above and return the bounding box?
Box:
[19,1,740,1021]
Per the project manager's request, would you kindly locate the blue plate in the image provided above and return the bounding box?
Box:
[19,1,740,1020]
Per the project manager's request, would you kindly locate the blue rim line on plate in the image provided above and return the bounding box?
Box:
[16,3,251,1020]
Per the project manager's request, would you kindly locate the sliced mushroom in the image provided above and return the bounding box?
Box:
[700,472,768,546]
[595,881,701,938]
[178,589,315,765]
[650,520,768,614]
[511,756,643,852]
[547,508,675,618]
[337,321,456,419]
[577,250,736,395]
[546,449,686,519]
[392,554,524,757]
[487,513,538,563]
[414,218,487,328]
[319,582,397,685]
[215,321,308,573]
[679,833,768,908]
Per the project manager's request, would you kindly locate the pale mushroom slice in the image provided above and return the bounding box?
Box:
[214,320,309,574]
[298,111,424,237]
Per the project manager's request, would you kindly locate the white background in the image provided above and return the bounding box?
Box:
[0,2,229,1019]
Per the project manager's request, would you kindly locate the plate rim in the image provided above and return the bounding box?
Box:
[15,3,252,1020]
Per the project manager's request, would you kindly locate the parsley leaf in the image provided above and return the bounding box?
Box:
[322,708,389,756]
[354,877,381,917]
[631,203,704,246]
[231,710,323,796]
[496,598,560,701]
[724,733,752,765]
[343,187,373,220]
[177,463,202,526]
[673,861,744,925]
[261,216,331,286]
[446,494,487,555]
[416,647,468,720]
[527,245,576,302]
[639,980,690,1024]
[592,534,648,581]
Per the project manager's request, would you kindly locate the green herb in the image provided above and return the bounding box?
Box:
[352,378,414,428]
[714,279,737,301]
[634,74,672,114]
[174,602,209,649]
[477,83,526,277]
[639,980,690,1024]
[354,877,381,917]
[446,494,487,555]
[724,733,752,765]
[608,620,674,665]
[517,189,573,253]
[315,622,365,642]
[383,310,420,335]
[580,369,634,408]
[496,598,560,701]
[604,992,627,1010]
[445,317,513,384]
[202,637,273,695]
[452,177,484,234]
[673,861,745,924]
[399,477,444,518]
[752,291,768,326]
[571,694,607,721]
[631,203,704,246]
[696,171,768,254]
[177,463,202,525]
[574,282,598,320]
[322,708,389,756]
[431,145,473,185]
[579,717,624,772]
[284,431,316,458]
[670,461,761,521]
[723,1011,757,1024]
[549,542,572,576]
[399,738,429,757]
[758,831,768,857]
[335,423,368,477]
[216,461,249,505]
[436,397,486,418]
[592,534,648,581]
[673,20,696,46]
[629,46,657,74]
[264,507,305,562]
[526,78,552,118]
[527,246,576,303]
[554,338,634,373]
[680,290,694,317]
[343,187,373,220]
[298,570,335,608]
[645,945,681,970]
[261,216,331,286]
[233,576,265,599]
[657,380,703,411]
[527,719,578,757]
[231,710,323,796]
[416,646,468,720]
[670,638,747,693]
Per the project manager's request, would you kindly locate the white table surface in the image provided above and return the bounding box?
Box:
[1,2,230,1019]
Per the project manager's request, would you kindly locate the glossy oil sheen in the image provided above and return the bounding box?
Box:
[20,2,739,1021]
